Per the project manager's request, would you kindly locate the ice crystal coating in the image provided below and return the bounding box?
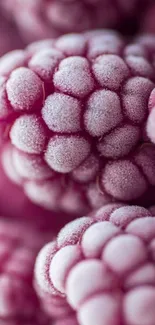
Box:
[0,0,140,43]
[35,204,155,325]
[1,31,155,213]
[0,218,52,324]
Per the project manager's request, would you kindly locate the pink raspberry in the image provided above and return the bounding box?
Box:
[1,31,155,213]
[35,204,155,325]
[141,2,155,34]
[0,14,24,57]
[0,0,141,43]
[0,218,52,324]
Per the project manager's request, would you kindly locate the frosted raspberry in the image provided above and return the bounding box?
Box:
[0,0,141,43]
[1,31,155,214]
[0,218,52,324]
[35,204,155,325]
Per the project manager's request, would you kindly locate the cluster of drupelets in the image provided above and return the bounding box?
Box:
[0,1,155,325]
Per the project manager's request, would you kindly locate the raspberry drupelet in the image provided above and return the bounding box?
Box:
[1,31,155,213]
[0,0,141,43]
[35,204,155,325]
[0,218,52,324]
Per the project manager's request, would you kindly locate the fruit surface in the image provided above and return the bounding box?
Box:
[1,31,155,213]
[35,204,155,325]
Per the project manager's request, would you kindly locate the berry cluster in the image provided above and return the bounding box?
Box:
[1,32,155,213]
[0,1,155,325]
[35,204,155,325]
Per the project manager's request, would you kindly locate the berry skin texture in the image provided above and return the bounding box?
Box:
[1,31,155,214]
[0,218,52,324]
[35,204,155,325]
[1,0,140,43]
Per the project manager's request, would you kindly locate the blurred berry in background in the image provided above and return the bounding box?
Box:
[141,0,155,34]
[0,12,24,56]
[0,218,52,325]
[0,0,148,43]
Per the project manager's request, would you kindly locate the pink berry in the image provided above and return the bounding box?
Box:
[0,218,51,324]
[35,204,155,325]
[141,2,155,34]
[1,0,140,43]
[1,31,155,214]
[54,314,78,325]
[0,13,23,57]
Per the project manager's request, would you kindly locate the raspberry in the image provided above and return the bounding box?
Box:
[1,31,155,214]
[141,2,155,34]
[0,0,141,43]
[0,219,52,324]
[34,204,155,325]
[0,14,23,57]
